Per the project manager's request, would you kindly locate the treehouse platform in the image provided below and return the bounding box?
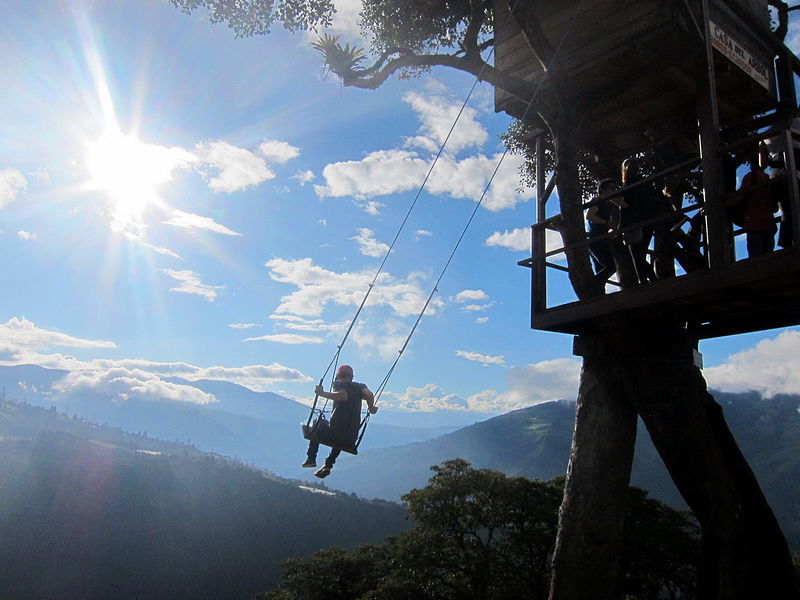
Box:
[495,0,800,339]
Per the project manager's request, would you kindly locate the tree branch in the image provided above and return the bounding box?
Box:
[340,51,555,118]
[462,0,487,58]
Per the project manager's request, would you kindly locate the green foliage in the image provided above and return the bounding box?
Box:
[312,34,368,81]
[264,460,699,600]
[168,0,334,36]
[360,0,489,54]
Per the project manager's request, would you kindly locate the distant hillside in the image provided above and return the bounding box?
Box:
[0,364,461,480]
[0,400,408,600]
[330,393,800,549]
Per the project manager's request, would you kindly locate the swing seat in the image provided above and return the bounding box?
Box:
[302,416,359,455]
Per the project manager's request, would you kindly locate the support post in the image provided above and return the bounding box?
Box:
[695,0,729,269]
[532,132,548,319]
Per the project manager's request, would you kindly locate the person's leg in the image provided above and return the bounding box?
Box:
[303,440,319,467]
[325,447,342,468]
[314,447,342,479]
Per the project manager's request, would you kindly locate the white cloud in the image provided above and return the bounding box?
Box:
[266,257,443,318]
[292,169,315,185]
[0,317,116,357]
[17,230,37,240]
[315,149,428,199]
[455,350,505,366]
[485,226,565,262]
[704,330,800,397]
[402,90,488,153]
[258,140,300,163]
[476,317,489,324]
[462,303,494,312]
[381,358,579,413]
[193,141,274,193]
[160,269,223,301]
[52,367,217,405]
[379,383,469,412]
[361,200,383,215]
[351,228,389,257]
[162,209,242,236]
[485,227,530,252]
[0,168,27,209]
[501,358,581,407]
[454,289,488,303]
[316,148,532,212]
[243,333,323,344]
[228,323,259,329]
[415,229,432,239]
[454,289,492,313]
[270,314,348,334]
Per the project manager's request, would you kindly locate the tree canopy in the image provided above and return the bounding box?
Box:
[258,460,699,600]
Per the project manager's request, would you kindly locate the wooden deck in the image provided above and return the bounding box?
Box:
[531,249,800,339]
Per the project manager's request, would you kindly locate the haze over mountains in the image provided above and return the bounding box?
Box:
[1,363,797,551]
[0,364,476,480]
[0,400,408,600]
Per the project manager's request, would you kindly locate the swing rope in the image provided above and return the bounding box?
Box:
[357,0,588,441]
[309,0,587,447]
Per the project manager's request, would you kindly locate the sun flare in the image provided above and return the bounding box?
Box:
[85,129,192,232]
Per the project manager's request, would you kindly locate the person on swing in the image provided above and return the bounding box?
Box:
[302,364,378,479]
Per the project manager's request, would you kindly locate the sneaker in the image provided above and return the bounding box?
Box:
[301,458,316,468]
[314,466,331,479]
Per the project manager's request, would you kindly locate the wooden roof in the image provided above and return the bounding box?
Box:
[494,0,775,162]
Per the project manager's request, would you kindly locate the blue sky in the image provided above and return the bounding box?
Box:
[1,0,799,420]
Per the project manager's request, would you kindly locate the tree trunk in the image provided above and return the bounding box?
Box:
[548,335,638,600]
[549,315,800,600]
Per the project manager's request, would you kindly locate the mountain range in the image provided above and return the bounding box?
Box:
[1,363,797,550]
[0,399,408,600]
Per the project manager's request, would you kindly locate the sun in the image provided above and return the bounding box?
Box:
[85,128,190,232]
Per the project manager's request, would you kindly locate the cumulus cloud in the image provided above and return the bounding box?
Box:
[316,147,532,212]
[485,226,565,262]
[17,230,37,240]
[454,289,488,303]
[351,228,389,258]
[379,383,469,412]
[382,358,580,413]
[476,316,489,324]
[193,141,275,193]
[162,210,242,236]
[315,149,427,199]
[415,229,432,239]
[402,90,488,153]
[704,330,800,397]
[258,140,300,163]
[243,333,323,344]
[0,168,27,209]
[292,170,315,185]
[454,289,492,313]
[501,358,582,407]
[455,350,505,366]
[160,269,223,301]
[52,367,217,405]
[0,317,116,357]
[265,257,443,318]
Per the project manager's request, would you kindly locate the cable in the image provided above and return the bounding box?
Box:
[369,0,589,410]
